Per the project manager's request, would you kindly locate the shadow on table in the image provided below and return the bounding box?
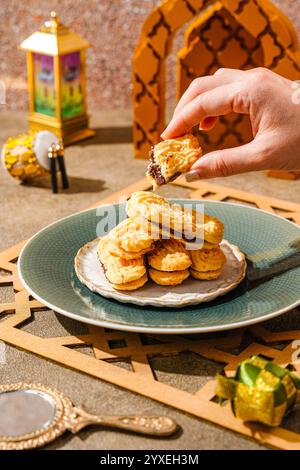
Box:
[25,175,106,194]
[54,312,224,387]
[78,126,132,146]
[281,408,300,436]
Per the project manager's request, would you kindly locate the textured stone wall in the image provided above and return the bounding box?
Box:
[0,0,299,112]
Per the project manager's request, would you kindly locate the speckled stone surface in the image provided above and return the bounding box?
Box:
[1,111,300,450]
[0,0,299,112]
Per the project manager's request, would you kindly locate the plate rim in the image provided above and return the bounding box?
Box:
[17,199,300,334]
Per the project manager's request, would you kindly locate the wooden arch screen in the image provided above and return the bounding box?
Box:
[133,0,300,159]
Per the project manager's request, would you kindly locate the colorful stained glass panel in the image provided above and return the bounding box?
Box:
[33,54,56,117]
[60,52,84,119]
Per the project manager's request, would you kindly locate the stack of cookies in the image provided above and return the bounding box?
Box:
[147,239,191,286]
[97,191,226,290]
[97,217,153,291]
[189,245,226,281]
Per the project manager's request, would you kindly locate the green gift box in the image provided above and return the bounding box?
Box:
[216,355,300,427]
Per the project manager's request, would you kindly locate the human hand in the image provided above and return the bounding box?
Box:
[161,68,300,180]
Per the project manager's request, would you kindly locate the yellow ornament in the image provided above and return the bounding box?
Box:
[1,130,59,182]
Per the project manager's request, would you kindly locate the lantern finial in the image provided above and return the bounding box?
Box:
[50,11,59,24]
[41,11,68,34]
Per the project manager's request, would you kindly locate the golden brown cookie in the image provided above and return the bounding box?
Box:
[97,236,114,264]
[167,205,224,245]
[126,191,168,219]
[110,217,153,253]
[147,239,191,272]
[111,273,148,291]
[126,192,224,245]
[202,213,224,245]
[107,236,153,260]
[190,268,222,280]
[106,257,146,285]
[146,206,223,245]
[97,237,146,284]
[190,246,226,272]
[149,268,190,286]
[146,134,202,189]
[99,226,152,260]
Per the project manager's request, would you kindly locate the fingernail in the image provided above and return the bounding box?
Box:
[185,170,200,182]
[161,128,171,139]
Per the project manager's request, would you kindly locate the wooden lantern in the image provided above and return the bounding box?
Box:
[20,11,95,146]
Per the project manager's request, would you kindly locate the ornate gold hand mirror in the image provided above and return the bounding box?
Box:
[0,383,178,450]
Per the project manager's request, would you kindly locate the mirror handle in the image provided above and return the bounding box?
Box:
[66,406,178,437]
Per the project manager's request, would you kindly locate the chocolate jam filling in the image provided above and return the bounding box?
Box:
[147,148,182,186]
[147,148,166,186]
[168,171,181,182]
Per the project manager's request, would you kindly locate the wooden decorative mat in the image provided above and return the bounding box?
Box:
[1,177,300,450]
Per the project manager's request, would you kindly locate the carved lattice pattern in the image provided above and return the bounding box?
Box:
[133,0,300,158]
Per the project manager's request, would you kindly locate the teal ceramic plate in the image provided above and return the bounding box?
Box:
[18,200,300,334]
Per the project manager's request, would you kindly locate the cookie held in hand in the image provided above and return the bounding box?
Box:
[146,134,202,189]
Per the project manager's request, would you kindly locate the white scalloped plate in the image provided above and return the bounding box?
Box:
[74,238,246,308]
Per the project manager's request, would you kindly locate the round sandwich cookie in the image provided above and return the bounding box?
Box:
[190,268,222,281]
[147,239,191,272]
[190,246,226,272]
[110,273,148,291]
[106,235,152,260]
[97,237,146,285]
[110,217,153,254]
[126,191,167,219]
[104,256,146,285]
[149,268,190,286]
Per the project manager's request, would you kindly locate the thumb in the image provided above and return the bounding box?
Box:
[185,141,266,180]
